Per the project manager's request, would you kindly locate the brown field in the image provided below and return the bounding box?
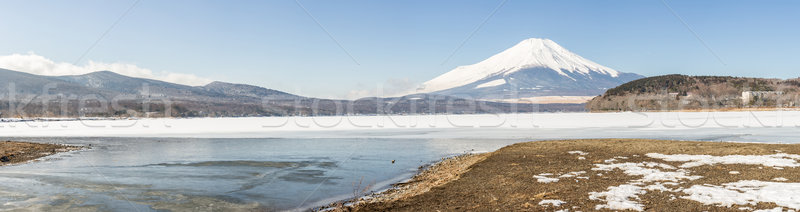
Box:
[329,139,800,211]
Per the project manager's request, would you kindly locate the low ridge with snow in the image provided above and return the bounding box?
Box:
[417,38,644,100]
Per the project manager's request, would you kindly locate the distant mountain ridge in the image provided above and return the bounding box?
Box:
[0,68,564,118]
[202,81,301,100]
[417,38,644,100]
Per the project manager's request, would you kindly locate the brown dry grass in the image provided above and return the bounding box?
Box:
[334,139,800,211]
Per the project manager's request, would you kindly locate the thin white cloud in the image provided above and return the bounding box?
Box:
[0,53,213,86]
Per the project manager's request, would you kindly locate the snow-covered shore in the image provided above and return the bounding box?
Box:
[1,111,800,139]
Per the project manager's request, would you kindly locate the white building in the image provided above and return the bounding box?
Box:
[742,91,784,104]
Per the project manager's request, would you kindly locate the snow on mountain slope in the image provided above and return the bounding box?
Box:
[420,38,620,93]
[475,79,506,89]
[417,38,643,100]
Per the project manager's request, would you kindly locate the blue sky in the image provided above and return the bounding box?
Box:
[1,0,798,99]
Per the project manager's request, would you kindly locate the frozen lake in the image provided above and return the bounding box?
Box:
[2,111,800,211]
[0,137,518,211]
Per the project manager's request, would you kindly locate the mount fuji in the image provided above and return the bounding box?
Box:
[416,38,644,102]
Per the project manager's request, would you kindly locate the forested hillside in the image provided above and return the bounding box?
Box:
[587,75,800,111]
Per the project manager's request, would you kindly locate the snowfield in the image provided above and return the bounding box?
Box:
[2,111,800,140]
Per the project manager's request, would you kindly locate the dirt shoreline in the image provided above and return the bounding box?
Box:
[319,153,490,211]
[328,139,800,211]
[591,107,800,113]
[0,140,83,166]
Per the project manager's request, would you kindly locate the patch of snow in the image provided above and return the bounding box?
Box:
[568,151,589,156]
[539,199,566,207]
[729,171,740,175]
[474,79,506,89]
[592,162,699,182]
[534,173,559,183]
[682,180,800,209]
[645,184,671,192]
[752,207,784,212]
[589,184,645,211]
[589,159,701,211]
[536,171,587,183]
[645,182,681,192]
[559,171,587,178]
[578,157,586,160]
[646,153,800,168]
[773,177,789,182]
[603,156,629,163]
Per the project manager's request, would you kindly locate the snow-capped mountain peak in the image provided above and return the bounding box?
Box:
[418,38,622,93]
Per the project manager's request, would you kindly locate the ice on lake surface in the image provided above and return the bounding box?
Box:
[2,111,800,211]
[0,137,516,211]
